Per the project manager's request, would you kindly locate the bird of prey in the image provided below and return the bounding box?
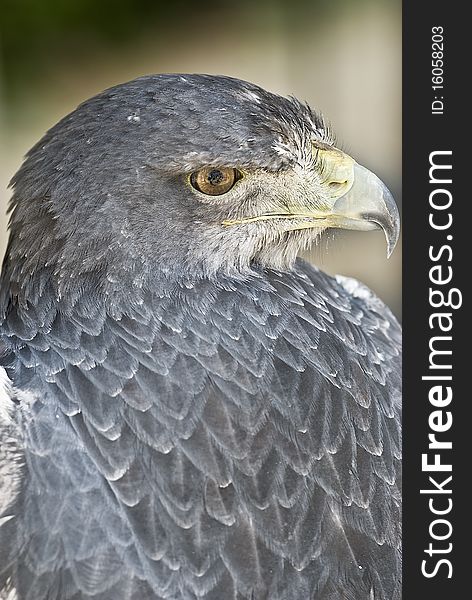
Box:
[0,74,401,600]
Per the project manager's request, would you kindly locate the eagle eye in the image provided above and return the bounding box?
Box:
[190,167,241,195]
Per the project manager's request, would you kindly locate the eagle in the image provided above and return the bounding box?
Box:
[0,74,401,600]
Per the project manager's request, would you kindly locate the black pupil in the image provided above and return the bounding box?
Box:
[207,169,226,185]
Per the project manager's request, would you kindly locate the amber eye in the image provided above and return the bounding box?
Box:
[190,167,240,195]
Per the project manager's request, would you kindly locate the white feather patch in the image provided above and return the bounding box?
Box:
[336,275,387,313]
[0,367,23,521]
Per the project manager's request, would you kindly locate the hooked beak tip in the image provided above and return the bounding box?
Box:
[364,207,400,259]
[374,183,400,258]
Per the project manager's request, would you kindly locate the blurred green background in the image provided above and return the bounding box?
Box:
[0,0,401,317]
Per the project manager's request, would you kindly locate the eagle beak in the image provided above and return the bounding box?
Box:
[328,162,400,258]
